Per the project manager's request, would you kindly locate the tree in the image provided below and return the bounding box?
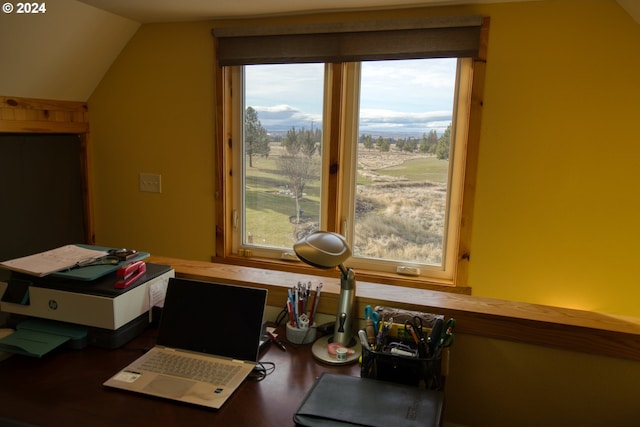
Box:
[403,138,417,153]
[300,129,317,157]
[362,134,375,151]
[277,126,320,224]
[244,106,270,167]
[436,124,452,160]
[283,127,301,155]
[376,136,390,153]
[420,130,439,154]
[283,127,318,158]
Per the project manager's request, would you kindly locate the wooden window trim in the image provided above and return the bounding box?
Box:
[212,17,490,293]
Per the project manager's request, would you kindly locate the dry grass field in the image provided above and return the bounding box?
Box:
[245,144,449,266]
[353,148,448,265]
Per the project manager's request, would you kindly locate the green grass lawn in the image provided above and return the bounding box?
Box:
[244,156,320,247]
[376,157,449,183]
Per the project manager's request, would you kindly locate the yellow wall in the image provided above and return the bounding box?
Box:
[89,21,216,261]
[89,0,640,317]
[470,0,640,316]
[88,3,640,425]
[451,333,640,426]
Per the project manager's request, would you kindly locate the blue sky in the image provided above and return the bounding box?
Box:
[245,58,457,136]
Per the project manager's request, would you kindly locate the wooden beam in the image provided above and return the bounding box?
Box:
[0,96,89,133]
[0,119,89,133]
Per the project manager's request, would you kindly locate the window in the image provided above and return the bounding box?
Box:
[238,63,324,254]
[213,16,487,287]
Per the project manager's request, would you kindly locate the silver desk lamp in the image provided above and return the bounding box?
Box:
[294,231,362,364]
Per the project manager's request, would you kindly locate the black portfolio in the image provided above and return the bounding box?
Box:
[293,373,444,427]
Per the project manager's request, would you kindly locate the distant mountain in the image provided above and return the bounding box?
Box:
[252,104,450,139]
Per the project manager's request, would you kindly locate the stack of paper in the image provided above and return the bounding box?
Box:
[0,245,109,277]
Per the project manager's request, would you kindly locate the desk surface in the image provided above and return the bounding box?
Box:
[0,325,360,427]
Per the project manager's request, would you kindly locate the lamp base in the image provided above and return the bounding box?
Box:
[311,335,362,365]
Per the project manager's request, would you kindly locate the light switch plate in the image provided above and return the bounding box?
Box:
[139,173,162,193]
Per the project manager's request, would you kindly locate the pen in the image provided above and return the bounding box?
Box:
[293,286,300,327]
[309,283,322,325]
[267,331,286,351]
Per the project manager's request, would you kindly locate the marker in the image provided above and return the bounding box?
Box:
[287,300,296,327]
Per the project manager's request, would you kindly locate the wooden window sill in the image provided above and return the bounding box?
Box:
[211,255,473,294]
[149,255,640,361]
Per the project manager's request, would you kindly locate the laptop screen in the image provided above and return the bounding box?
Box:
[157,278,267,362]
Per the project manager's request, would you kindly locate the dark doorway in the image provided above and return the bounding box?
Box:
[0,133,86,268]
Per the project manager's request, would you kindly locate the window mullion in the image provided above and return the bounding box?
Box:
[323,63,345,233]
[337,63,361,243]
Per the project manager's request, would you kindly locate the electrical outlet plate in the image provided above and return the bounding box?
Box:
[139,173,161,193]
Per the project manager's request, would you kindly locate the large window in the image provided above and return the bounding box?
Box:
[214,16,487,287]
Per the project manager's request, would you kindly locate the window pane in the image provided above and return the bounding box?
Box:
[243,64,324,249]
[355,59,457,266]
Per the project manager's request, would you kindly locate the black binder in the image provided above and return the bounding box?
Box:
[293,373,444,427]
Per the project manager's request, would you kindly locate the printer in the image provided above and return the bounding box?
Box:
[0,258,174,353]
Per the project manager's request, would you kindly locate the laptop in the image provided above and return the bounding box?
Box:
[104,277,267,409]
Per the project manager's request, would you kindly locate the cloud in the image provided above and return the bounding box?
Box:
[252,104,321,131]
[359,109,452,133]
[252,104,451,135]
[246,59,457,136]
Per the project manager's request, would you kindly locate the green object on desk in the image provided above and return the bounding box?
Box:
[0,319,87,358]
[51,244,149,281]
[0,329,69,357]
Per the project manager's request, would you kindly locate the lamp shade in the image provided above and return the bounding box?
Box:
[293,231,351,269]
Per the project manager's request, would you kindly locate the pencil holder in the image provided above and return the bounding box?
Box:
[360,306,455,391]
[286,322,317,344]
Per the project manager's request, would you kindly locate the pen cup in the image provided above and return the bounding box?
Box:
[286,322,317,344]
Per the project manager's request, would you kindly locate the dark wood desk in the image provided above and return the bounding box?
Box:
[0,325,360,427]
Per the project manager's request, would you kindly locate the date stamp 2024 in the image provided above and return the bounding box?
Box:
[2,2,47,14]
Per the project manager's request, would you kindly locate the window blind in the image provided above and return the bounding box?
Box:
[213,15,484,66]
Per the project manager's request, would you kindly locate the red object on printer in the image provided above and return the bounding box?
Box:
[114,261,146,289]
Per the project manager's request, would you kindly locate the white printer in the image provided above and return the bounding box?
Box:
[0,262,174,350]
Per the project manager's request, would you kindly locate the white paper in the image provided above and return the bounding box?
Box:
[149,277,169,308]
[0,245,109,277]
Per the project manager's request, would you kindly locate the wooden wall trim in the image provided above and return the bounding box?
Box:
[149,255,640,361]
[0,95,94,244]
[0,96,89,133]
[455,17,489,287]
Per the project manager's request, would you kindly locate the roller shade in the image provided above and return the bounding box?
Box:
[213,15,484,66]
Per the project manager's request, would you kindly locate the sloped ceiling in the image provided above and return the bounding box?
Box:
[77,0,524,23]
[75,0,640,23]
[617,0,640,23]
[0,0,638,102]
[0,0,139,101]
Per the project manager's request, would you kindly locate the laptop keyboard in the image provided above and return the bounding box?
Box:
[138,352,242,386]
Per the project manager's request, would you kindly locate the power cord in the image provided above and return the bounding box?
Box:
[249,361,276,381]
[274,305,288,326]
